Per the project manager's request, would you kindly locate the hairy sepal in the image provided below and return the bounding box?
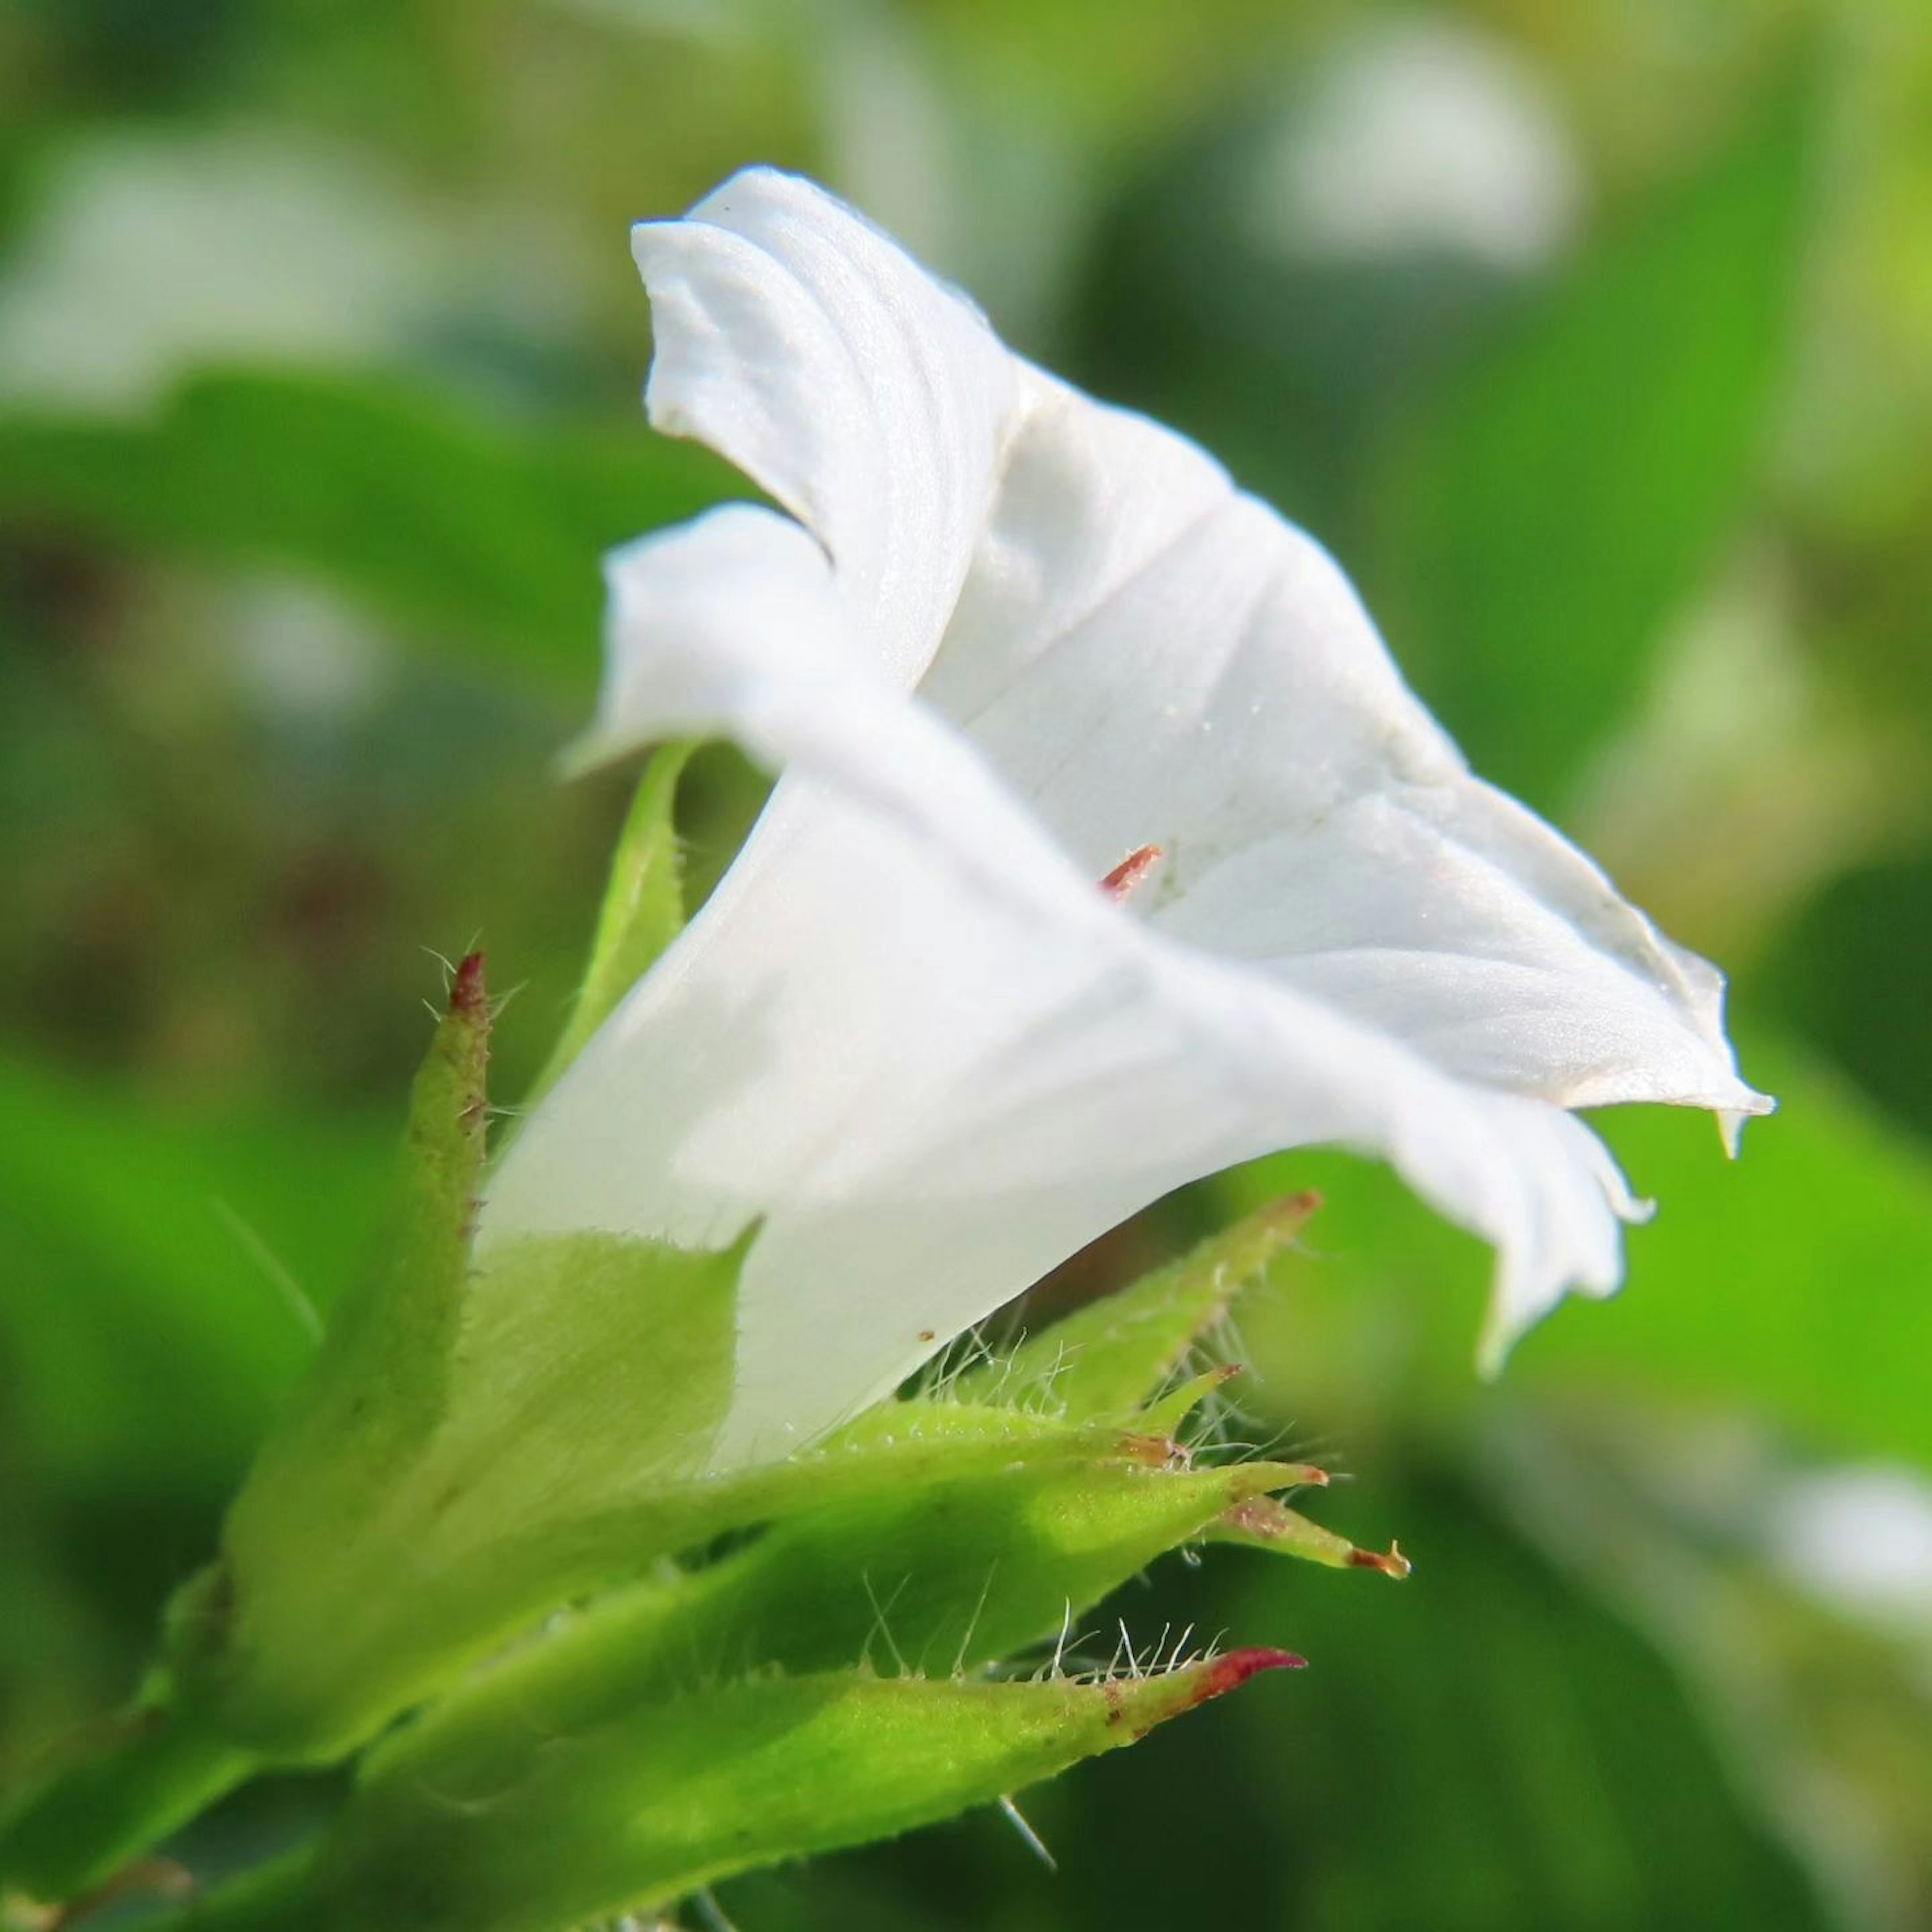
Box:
[1210,1493,1414,1579]
[955,1194,1320,1418]
[529,739,694,1102]
[195,1659,1301,1932]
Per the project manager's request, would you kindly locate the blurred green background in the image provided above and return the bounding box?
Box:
[3,0,1930,1927]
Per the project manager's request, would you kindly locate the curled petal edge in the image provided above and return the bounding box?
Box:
[569,506,1665,1375]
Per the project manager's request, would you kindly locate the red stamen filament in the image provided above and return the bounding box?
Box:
[1100,844,1163,902]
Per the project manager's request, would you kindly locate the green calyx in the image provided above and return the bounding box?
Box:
[951,1188,1322,1417]
[527,741,693,1104]
[177,1658,1308,1932]
[0,934,1401,1926]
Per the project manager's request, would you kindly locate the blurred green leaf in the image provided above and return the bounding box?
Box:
[0,1051,389,1492]
[1370,65,1815,804]
[1024,1474,1833,1932]
[1492,1410,1932,1925]
[0,369,738,682]
[1215,1034,1932,1479]
[1522,1039,1932,1472]
[1760,847,1932,1140]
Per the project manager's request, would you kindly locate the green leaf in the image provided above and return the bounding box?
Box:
[1369,65,1815,803]
[956,1193,1321,1418]
[1519,1038,1932,1473]
[525,741,695,1102]
[193,1657,1304,1932]
[0,1051,389,1493]
[1213,1033,1932,1480]
[1492,1410,1932,1920]
[0,369,737,682]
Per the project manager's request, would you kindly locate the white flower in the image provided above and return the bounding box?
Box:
[481,167,1768,1472]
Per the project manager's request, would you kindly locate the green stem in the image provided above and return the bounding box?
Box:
[0,1700,256,1905]
[153,1850,331,1932]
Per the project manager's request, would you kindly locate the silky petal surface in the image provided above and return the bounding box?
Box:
[927,374,1763,1115]
[630,167,1762,1125]
[486,166,1768,1469]
[632,170,1014,686]
[491,511,1644,1464]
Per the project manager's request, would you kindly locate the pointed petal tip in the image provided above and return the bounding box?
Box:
[1720,1089,1776,1158]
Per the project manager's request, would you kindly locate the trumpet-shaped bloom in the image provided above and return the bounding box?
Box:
[481,167,1768,1472]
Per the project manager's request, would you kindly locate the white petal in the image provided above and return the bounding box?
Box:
[631,167,1015,684]
[923,371,1768,1120]
[628,168,1766,1126]
[494,169,1769,1469]
[490,516,1647,1467]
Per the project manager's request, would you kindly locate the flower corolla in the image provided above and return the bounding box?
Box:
[482,167,1769,1471]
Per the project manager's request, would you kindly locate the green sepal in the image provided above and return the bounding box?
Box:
[1138,1363,1246,1446]
[177,1657,1305,1932]
[0,963,498,1894]
[210,950,493,1612]
[528,741,694,1103]
[956,1193,1320,1418]
[184,1405,1228,1766]
[407,1451,1323,1760]
[507,1398,1113,1589]
[249,949,491,1484]
[176,1222,755,1761]
[141,1399,1088,1785]
[1209,1492,1413,1578]
[181,1191,1340,1764]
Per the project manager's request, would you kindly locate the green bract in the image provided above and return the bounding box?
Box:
[181,1659,1308,1932]
[0,943,1402,1925]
